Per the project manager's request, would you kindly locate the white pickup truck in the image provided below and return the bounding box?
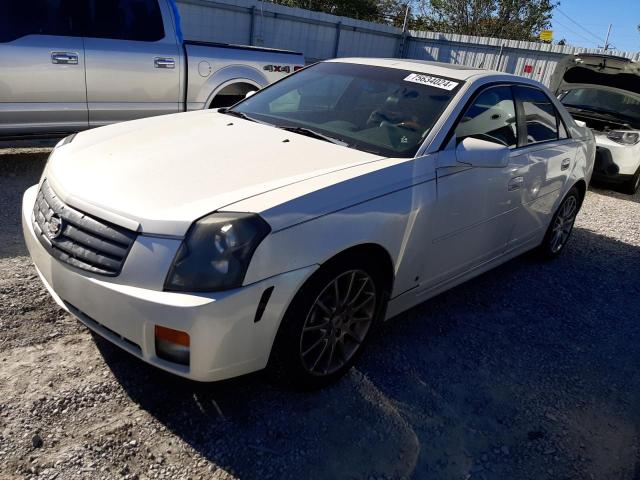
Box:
[0,0,304,138]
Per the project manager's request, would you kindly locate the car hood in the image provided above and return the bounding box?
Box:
[46,110,384,236]
[549,54,640,96]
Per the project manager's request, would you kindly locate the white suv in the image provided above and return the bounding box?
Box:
[552,54,640,194]
[23,59,595,388]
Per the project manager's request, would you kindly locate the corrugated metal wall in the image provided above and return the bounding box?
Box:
[176,0,640,86]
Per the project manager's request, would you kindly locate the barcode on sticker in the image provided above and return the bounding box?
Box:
[404,73,459,90]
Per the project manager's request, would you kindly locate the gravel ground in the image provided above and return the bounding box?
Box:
[1,148,639,480]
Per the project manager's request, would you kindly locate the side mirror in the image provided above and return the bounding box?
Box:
[245,90,257,99]
[456,137,509,168]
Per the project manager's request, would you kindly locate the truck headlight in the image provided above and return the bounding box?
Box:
[164,213,270,292]
[606,130,640,146]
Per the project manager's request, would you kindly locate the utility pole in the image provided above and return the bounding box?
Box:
[397,2,411,59]
[601,24,612,51]
[402,3,410,31]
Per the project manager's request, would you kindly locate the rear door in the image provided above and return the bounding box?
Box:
[83,0,181,127]
[507,85,577,249]
[0,0,87,136]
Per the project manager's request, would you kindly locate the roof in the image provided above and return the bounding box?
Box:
[327,57,506,81]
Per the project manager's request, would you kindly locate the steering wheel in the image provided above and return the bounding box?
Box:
[367,110,421,131]
[366,109,393,126]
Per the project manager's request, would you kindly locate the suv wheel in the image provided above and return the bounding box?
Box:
[623,168,640,195]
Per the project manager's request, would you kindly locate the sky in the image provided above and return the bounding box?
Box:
[550,0,640,53]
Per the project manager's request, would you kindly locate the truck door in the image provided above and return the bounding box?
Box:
[83,0,182,127]
[0,0,88,136]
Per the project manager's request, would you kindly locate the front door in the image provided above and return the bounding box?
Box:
[83,0,181,127]
[421,85,522,289]
[0,0,88,136]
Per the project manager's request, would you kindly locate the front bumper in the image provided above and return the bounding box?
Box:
[22,185,316,382]
[593,135,640,180]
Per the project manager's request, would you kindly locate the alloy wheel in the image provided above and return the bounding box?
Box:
[299,270,376,376]
[550,195,577,253]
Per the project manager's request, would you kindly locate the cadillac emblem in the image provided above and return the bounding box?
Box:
[46,214,63,240]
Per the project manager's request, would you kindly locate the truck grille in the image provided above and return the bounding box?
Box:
[32,180,137,276]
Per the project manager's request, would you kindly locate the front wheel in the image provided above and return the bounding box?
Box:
[270,256,388,389]
[622,168,640,195]
[538,187,580,259]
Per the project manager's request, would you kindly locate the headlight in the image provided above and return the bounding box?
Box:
[164,212,271,292]
[55,133,77,149]
[606,130,640,146]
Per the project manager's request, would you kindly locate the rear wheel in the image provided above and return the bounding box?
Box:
[538,187,580,259]
[270,256,388,389]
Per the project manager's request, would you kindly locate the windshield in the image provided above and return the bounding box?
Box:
[231,62,462,158]
[561,87,640,127]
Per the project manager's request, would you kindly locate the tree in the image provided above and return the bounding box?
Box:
[271,0,381,21]
[268,0,558,40]
[270,0,413,26]
[412,0,557,41]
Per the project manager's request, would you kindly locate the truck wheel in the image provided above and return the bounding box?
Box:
[538,187,580,259]
[270,255,388,389]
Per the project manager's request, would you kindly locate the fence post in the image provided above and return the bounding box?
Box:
[249,5,256,46]
[495,43,504,71]
[333,22,342,58]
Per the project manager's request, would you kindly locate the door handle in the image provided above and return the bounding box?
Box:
[561,158,571,171]
[508,176,524,191]
[154,57,175,69]
[51,52,78,65]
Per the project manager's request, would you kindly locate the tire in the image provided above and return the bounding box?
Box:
[538,187,581,259]
[622,168,640,195]
[269,253,389,390]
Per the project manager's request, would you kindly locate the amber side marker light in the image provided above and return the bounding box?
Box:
[155,325,190,366]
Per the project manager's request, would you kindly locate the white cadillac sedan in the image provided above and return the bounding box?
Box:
[23,59,595,388]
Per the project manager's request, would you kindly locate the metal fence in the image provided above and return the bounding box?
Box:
[176,0,640,86]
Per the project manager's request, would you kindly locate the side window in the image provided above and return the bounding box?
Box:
[514,86,561,144]
[86,0,165,42]
[0,0,78,42]
[455,86,518,148]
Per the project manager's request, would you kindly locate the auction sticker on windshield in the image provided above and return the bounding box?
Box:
[404,73,459,91]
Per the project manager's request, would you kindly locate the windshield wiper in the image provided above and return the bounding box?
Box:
[278,126,348,147]
[218,108,276,127]
[218,108,257,122]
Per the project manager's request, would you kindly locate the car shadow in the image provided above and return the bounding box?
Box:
[95,227,640,479]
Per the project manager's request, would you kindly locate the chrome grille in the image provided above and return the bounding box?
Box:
[32,180,137,276]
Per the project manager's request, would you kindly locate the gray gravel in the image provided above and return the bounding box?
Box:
[1,148,639,480]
